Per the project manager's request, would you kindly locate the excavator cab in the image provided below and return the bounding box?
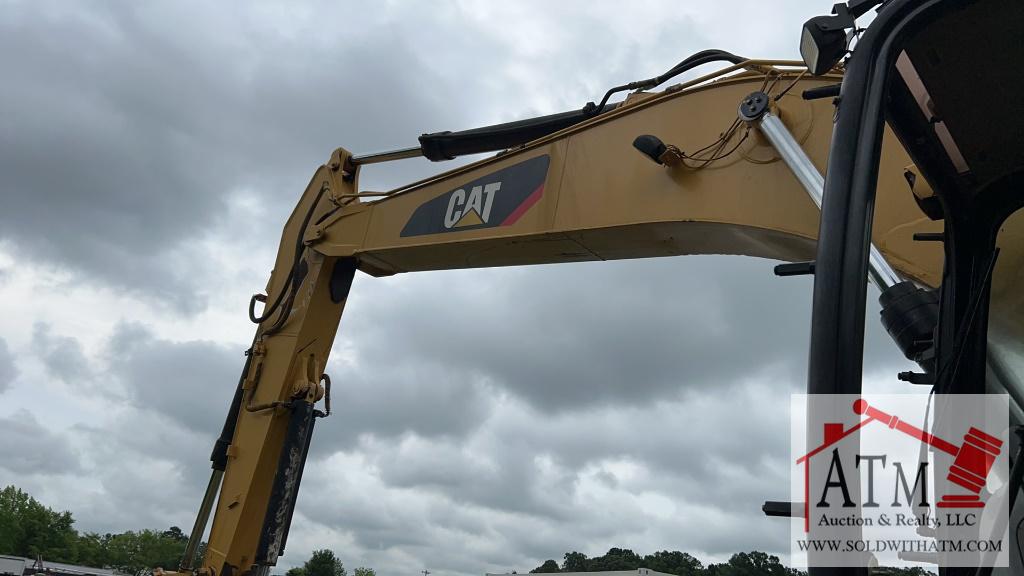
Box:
[806,0,1024,424]
[801,0,1024,574]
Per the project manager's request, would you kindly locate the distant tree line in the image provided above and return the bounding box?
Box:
[0,485,933,576]
[0,486,375,576]
[0,485,202,576]
[528,547,935,576]
[284,549,375,576]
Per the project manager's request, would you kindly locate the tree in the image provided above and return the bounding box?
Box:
[0,485,79,563]
[531,560,560,573]
[562,551,589,572]
[0,486,210,573]
[304,549,346,576]
[642,550,703,576]
[105,529,189,576]
[190,540,209,569]
[162,527,188,543]
[706,551,792,576]
[74,532,112,568]
[588,548,641,572]
[0,489,828,576]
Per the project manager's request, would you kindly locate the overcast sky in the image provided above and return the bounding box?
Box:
[0,2,919,575]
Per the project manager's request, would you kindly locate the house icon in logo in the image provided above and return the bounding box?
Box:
[795,399,1003,532]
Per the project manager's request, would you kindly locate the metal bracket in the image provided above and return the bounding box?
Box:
[738,91,771,122]
[763,500,805,518]
[739,92,902,290]
[774,261,817,277]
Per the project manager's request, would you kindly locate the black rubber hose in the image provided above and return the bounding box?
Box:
[592,49,747,113]
[419,104,617,161]
[210,349,253,470]
[248,185,327,325]
[248,268,295,324]
[417,49,747,162]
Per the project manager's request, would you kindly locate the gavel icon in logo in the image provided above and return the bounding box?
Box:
[853,399,1003,508]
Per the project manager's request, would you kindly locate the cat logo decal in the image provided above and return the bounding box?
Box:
[401,155,549,237]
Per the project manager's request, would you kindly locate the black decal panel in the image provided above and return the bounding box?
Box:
[400,155,549,237]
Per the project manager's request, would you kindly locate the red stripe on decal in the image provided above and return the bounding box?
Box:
[501,184,544,226]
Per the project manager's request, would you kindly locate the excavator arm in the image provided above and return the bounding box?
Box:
[182,60,964,576]
[321,67,941,283]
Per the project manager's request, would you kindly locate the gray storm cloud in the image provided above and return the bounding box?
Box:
[0,2,488,312]
[0,411,82,475]
[0,337,17,393]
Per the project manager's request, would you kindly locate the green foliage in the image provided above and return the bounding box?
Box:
[74,532,112,568]
[288,550,375,576]
[561,551,589,572]
[535,547,932,576]
[643,550,704,576]
[304,549,347,576]
[105,529,191,576]
[0,487,372,576]
[704,551,794,576]
[0,485,202,574]
[0,485,80,563]
[531,560,560,573]
[162,527,188,543]
[2,485,928,576]
[535,547,934,576]
[536,548,804,576]
[588,548,642,572]
[543,548,705,575]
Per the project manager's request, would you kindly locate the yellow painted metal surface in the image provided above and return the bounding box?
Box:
[314,72,944,286]
[202,159,355,575]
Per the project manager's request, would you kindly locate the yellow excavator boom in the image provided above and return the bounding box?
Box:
[176,60,1016,576]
